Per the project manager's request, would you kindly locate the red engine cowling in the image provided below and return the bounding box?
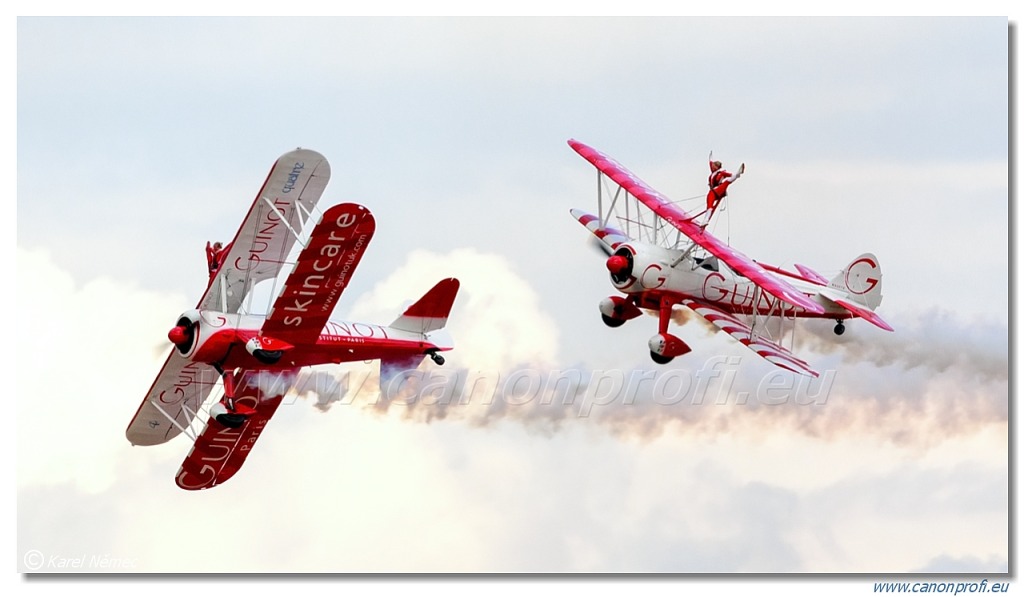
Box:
[167,309,237,364]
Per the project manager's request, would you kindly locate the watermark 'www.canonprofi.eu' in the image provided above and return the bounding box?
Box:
[291,355,839,417]
[873,580,1010,594]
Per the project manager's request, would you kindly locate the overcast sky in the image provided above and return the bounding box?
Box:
[14,14,1011,592]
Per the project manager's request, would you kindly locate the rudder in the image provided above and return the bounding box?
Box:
[390,278,460,334]
[828,253,883,310]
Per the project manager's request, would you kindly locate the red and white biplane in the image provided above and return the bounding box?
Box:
[126,149,459,490]
[568,139,892,377]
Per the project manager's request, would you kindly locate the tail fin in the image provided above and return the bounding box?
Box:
[828,253,883,310]
[389,278,460,334]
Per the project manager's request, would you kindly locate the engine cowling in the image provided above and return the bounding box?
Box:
[166,309,242,364]
[168,309,202,355]
[605,244,683,293]
[606,247,635,287]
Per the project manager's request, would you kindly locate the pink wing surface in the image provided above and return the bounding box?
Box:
[201,148,331,314]
[175,370,296,491]
[681,298,819,378]
[568,139,825,315]
[260,203,376,346]
[126,352,219,446]
[795,264,829,285]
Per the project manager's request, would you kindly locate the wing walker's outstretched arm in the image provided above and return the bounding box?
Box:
[698,151,745,225]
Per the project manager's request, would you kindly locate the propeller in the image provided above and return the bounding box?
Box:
[586,235,613,257]
[167,315,198,354]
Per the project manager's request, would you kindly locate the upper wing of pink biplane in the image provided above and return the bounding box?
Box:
[568,139,825,315]
[201,148,331,314]
[260,203,376,346]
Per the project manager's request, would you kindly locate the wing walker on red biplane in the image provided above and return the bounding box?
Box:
[568,139,892,377]
[127,149,460,490]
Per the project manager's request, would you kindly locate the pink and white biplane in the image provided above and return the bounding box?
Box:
[568,139,892,377]
[126,148,459,490]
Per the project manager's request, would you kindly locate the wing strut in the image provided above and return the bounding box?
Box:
[261,195,307,249]
[151,401,199,443]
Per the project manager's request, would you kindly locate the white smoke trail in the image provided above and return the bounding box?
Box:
[794,308,1007,383]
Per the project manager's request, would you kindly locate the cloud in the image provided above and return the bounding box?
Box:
[348,247,561,371]
[912,554,1009,574]
[14,249,1007,575]
[17,246,189,493]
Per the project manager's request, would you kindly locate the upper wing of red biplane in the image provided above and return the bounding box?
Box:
[201,148,331,314]
[568,139,825,316]
[260,203,376,346]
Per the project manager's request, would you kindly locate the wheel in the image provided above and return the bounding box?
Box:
[650,351,674,365]
[834,323,846,336]
[601,314,625,328]
[215,412,248,429]
[253,349,283,365]
[430,353,445,366]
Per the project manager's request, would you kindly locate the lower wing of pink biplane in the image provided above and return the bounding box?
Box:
[680,299,819,377]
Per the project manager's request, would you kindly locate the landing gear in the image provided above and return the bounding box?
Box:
[650,351,674,365]
[599,296,642,327]
[645,299,692,365]
[427,350,445,366]
[211,365,254,428]
[834,321,846,336]
[252,349,283,365]
[602,314,626,328]
[213,410,248,429]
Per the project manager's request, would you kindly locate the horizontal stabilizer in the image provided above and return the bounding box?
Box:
[390,278,460,334]
[819,290,894,332]
[794,264,828,285]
